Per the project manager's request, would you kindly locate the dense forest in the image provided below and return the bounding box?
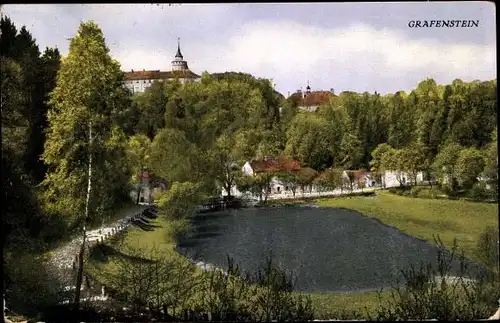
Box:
[1,17,498,318]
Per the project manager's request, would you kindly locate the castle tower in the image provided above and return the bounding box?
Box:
[171,38,189,71]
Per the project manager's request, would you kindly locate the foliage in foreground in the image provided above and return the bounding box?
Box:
[95,241,314,322]
[372,236,500,321]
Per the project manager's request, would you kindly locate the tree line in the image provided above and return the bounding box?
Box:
[1,17,497,317]
[3,16,497,254]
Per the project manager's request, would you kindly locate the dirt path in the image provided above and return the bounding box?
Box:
[48,205,148,272]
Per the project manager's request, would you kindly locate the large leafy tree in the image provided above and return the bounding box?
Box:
[134,80,181,140]
[399,143,428,186]
[43,21,130,222]
[41,21,132,307]
[210,133,246,198]
[369,143,393,186]
[149,128,202,184]
[454,148,486,190]
[284,113,334,171]
[313,168,343,192]
[432,142,463,192]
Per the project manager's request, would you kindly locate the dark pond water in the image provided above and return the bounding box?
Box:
[176,206,480,293]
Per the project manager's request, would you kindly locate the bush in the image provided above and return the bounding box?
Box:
[475,226,500,277]
[97,242,314,322]
[372,236,500,321]
[467,183,489,201]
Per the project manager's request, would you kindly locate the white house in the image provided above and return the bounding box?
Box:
[123,39,200,94]
[221,158,303,198]
[381,170,425,188]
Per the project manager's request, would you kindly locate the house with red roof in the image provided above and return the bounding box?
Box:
[221,156,303,198]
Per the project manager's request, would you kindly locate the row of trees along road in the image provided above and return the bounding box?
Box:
[1,16,497,315]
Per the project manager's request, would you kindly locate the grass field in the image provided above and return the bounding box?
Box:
[316,191,498,263]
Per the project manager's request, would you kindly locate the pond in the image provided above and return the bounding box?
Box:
[176,206,479,293]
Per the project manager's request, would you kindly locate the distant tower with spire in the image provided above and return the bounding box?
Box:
[171,37,189,71]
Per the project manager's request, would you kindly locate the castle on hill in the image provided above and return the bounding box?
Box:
[123,38,201,94]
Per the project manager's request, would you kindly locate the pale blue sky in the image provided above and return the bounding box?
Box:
[1,2,496,95]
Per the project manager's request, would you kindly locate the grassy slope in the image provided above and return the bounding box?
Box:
[316,191,498,262]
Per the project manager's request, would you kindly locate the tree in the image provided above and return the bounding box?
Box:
[414,79,442,159]
[209,72,284,130]
[149,128,201,184]
[295,167,318,196]
[156,182,204,220]
[369,143,393,187]
[42,21,132,308]
[313,168,343,192]
[27,47,61,183]
[380,148,407,186]
[211,133,245,198]
[135,80,178,140]
[1,56,27,164]
[482,128,498,196]
[399,143,428,186]
[432,142,463,192]
[0,16,19,58]
[127,134,152,204]
[276,171,299,197]
[386,91,415,149]
[238,172,274,203]
[284,113,333,171]
[454,148,486,190]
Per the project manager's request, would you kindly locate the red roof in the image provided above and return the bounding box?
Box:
[289,90,334,107]
[124,69,200,81]
[250,157,301,174]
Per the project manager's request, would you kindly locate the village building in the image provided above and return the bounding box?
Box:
[380,170,426,188]
[221,157,302,198]
[123,38,201,94]
[287,82,336,112]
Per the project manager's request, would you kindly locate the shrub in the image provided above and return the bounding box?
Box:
[475,226,500,278]
[467,182,489,201]
[372,236,500,321]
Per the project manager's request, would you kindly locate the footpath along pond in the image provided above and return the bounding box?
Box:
[176,206,482,292]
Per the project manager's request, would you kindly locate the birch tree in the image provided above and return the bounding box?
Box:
[42,21,131,309]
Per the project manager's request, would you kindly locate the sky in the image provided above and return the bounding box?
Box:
[1,2,496,96]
